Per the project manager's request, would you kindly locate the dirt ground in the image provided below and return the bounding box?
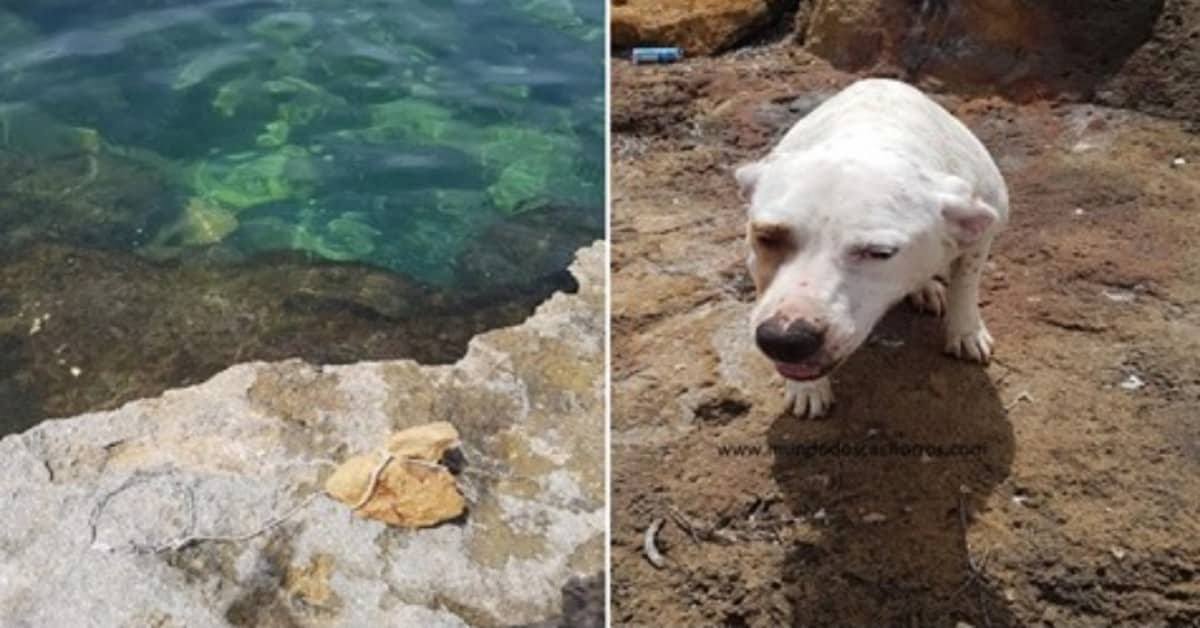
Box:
[610,45,1200,626]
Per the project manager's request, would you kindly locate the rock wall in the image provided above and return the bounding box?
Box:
[1098,0,1200,127]
[0,242,606,627]
[611,0,1200,123]
[801,0,1171,103]
[611,0,792,55]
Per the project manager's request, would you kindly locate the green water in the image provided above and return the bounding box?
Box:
[0,0,603,432]
[0,0,604,285]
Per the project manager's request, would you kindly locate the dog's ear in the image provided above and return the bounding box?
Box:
[942,197,999,246]
[734,161,764,200]
[935,176,999,246]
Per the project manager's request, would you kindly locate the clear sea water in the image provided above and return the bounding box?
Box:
[0,0,604,432]
[0,0,603,282]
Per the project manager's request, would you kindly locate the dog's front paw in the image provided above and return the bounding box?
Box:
[784,377,834,418]
[945,324,994,363]
[909,278,947,317]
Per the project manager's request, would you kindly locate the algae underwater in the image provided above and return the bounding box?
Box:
[0,0,605,433]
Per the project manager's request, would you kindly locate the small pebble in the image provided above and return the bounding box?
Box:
[812,508,827,521]
[1119,374,1146,391]
[869,334,904,349]
[1073,207,1085,216]
[1111,547,1127,560]
[1102,289,1135,303]
[69,366,82,378]
[1172,157,1186,167]
[862,512,887,524]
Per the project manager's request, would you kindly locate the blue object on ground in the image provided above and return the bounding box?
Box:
[631,47,683,64]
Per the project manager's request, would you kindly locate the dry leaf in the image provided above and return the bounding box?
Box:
[324,421,466,528]
[325,453,465,527]
[386,421,460,462]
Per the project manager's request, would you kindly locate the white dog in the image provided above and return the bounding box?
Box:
[736,78,1009,418]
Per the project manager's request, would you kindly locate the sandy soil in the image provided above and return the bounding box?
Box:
[610,45,1200,626]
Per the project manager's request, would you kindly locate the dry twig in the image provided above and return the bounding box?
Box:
[352,452,397,510]
[643,517,667,569]
[1004,390,1033,411]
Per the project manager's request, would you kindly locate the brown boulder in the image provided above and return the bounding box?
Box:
[611,0,786,56]
[1098,0,1200,125]
[802,0,909,70]
[801,0,1168,104]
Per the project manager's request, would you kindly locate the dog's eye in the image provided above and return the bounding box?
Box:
[856,245,899,261]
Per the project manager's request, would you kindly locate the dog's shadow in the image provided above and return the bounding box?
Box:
[766,306,1016,626]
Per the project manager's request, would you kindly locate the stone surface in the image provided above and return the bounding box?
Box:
[1098,0,1200,126]
[0,242,605,627]
[801,0,1177,109]
[610,0,786,56]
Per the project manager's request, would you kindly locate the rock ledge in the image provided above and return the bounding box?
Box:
[0,242,605,627]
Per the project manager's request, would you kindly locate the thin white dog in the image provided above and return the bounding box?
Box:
[736,78,1009,418]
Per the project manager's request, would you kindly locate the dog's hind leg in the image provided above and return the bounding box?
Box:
[944,239,994,363]
[784,377,834,418]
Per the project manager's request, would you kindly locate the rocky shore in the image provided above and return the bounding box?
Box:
[0,242,605,627]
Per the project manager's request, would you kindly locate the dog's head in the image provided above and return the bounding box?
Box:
[737,148,998,381]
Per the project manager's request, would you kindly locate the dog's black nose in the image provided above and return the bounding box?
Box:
[755,318,824,363]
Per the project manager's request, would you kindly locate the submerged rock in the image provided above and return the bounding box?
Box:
[172,43,262,92]
[0,103,101,160]
[249,11,316,46]
[0,242,605,626]
[188,146,319,210]
[364,98,481,147]
[478,126,597,214]
[454,202,602,294]
[318,215,380,260]
[0,239,582,430]
[510,0,601,42]
[146,197,239,251]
